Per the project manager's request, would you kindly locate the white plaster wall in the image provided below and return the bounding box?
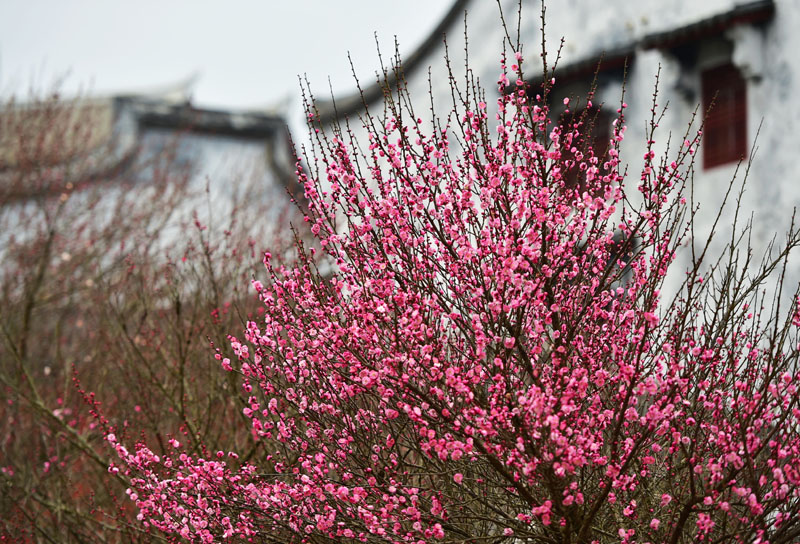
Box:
[133,128,294,250]
[322,0,800,301]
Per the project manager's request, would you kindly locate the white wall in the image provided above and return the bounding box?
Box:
[321,0,800,300]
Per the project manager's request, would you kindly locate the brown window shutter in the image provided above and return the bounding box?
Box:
[702,63,747,169]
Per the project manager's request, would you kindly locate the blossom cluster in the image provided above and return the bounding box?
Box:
[110,45,800,543]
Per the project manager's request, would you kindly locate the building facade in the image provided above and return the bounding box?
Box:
[1,83,298,216]
[317,0,799,294]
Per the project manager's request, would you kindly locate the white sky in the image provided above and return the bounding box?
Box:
[0,0,454,110]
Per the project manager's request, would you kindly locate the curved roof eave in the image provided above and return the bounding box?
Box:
[314,0,470,125]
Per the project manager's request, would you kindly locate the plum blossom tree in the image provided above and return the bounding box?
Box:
[109,13,800,544]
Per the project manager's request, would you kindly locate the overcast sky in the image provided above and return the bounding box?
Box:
[0,0,454,110]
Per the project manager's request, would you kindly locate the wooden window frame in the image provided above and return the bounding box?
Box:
[701,63,748,169]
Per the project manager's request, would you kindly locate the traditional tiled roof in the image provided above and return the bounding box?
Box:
[119,96,287,140]
[640,0,775,50]
[313,0,470,124]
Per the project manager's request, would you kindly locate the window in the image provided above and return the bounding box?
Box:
[701,63,747,169]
